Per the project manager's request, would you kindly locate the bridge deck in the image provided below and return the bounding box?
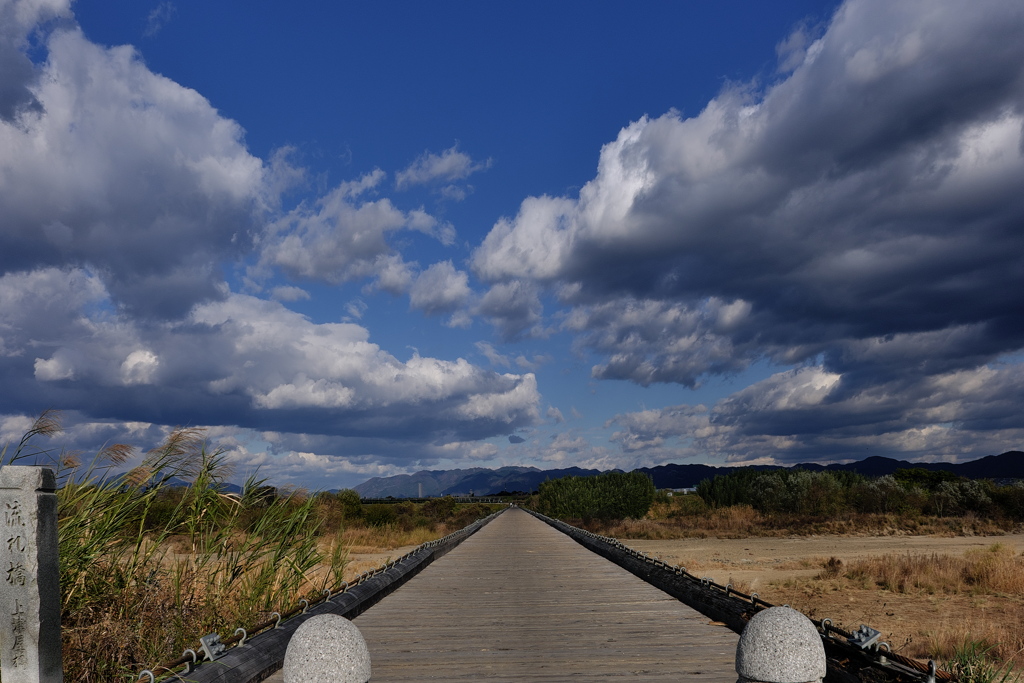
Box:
[269,508,738,681]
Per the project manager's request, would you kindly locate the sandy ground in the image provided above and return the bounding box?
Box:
[619,533,1024,590]
[344,544,421,578]
[620,533,1024,661]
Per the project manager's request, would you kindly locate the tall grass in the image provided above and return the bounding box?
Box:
[844,544,1024,596]
[804,545,1024,668]
[3,411,502,680]
[946,641,1019,683]
[3,412,346,681]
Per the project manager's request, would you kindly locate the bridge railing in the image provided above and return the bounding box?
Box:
[358,496,505,504]
[137,508,507,682]
[523,507,951,683]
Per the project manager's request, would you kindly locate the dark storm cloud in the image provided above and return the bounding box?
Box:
[0,42,42,121]
[609,362,1024,465]
[0,0,63,122]
[476,0,1024,372]
[477,0,1024,461]
[0,15,267,319]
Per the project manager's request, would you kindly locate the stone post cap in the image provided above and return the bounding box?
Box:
[283,614,371,683]
[735,606,826,683]
[0,465,57,492]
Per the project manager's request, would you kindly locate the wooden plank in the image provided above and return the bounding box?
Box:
[266,508,737,681]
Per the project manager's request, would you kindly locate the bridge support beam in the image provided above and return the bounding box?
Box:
[735,606,826,683]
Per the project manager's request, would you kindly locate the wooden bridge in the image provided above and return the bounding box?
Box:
[265,507,738,681]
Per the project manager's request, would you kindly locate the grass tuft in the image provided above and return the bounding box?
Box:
[946,640,1020,683]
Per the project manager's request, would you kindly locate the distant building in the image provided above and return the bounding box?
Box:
[665,487,697,496]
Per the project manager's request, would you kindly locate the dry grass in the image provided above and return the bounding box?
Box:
[2,413,490,681]
[846,543,1024,596]
[771,545,1024,669]
[340,524,451,553]
[927,612,1024,673]
[575,498,1021,540]
[586,504,765,538]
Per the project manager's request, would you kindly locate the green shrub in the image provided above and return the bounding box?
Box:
[422,495,458,521]
[335,488,364,519]
[668,494,708,517]
[698,468,859,515]
[363,503,399,527]
[536,471,655,520]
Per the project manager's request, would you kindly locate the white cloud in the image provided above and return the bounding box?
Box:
[0,268,541,445]
[0,1,544,484]
[472,196,576,282]
[515,354,551,372]
[721,366,841,413]
[476,280,546,341]
[120,349,159,385]
[475,341,510,368]
[143,1,175,38]
[566,297,751,386]
[472,0,1024,369]
[366,254,416,295]
[409,261,471,315]
[270,285,310,302]
[191,294,536,418]
[252,378,356,409]
[257,181,456,290]
[395,145,491,189]
[607,361,1024,465]
[34,354,75,381]
[456,373,539,423]
[0,20,267,317]
[259,191,406,283]
[343,299,368,321]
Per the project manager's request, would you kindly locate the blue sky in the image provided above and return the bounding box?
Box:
[2,0,1023,489]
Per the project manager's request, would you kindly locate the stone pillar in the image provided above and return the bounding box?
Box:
[735,606,825,683]
[0,467,62,682]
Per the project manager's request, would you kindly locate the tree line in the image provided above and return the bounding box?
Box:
[532,466,1024,522]
[695,467,1024,519]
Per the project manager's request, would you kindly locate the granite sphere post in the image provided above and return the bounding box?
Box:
[283,614,371,682]
[735,606,826,683]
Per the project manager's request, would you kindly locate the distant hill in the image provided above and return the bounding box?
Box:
[795,452,1024,480]
[635,451,1024,488]
[352,451,1024,497]
[354,466,607,498]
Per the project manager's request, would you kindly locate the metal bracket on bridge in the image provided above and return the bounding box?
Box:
[200,633,227,661]
[848,624,882,650]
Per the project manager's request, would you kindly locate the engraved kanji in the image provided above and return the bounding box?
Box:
[5,561,26,586]
[6,535,25,553]
[10,600,26,667]
[3,500,24,527]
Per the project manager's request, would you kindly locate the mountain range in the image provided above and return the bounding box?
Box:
[353,451,1024,498]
